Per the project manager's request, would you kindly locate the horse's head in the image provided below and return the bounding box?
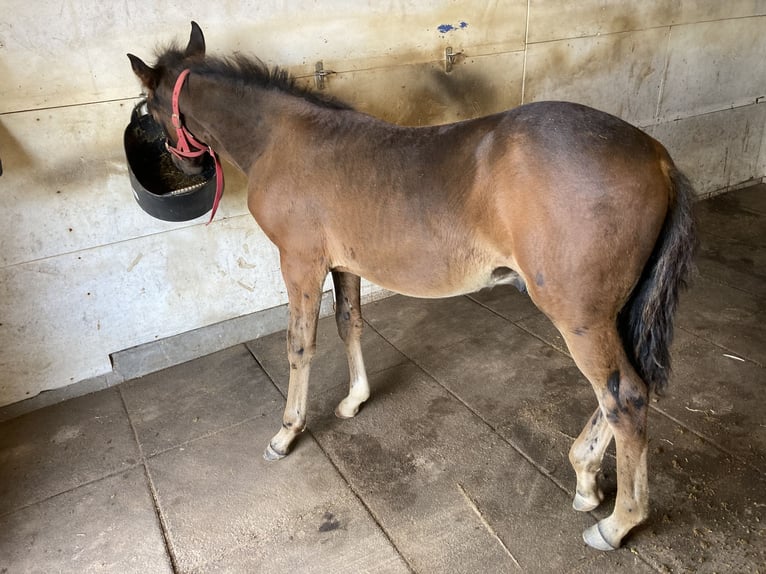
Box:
[127,22,208,175]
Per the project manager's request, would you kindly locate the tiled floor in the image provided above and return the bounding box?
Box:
[1,185,764,573]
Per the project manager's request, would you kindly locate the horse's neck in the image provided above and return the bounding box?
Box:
[185,78,334,174]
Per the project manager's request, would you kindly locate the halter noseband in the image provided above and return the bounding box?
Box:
[166,68,224,224]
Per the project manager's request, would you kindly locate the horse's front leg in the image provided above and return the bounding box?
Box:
[263,261,326,461]
[332,271,370,419]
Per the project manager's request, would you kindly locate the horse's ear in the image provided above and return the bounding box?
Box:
[128,54,158,90]
[185,21,206,59]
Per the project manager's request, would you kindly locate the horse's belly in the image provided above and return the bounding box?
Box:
[336,249,524,299]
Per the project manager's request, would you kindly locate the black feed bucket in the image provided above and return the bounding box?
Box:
[124,100,218,221]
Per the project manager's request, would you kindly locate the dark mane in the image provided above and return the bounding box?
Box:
[154,44,352,110]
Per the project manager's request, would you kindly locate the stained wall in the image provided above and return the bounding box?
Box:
[1,1,764,406]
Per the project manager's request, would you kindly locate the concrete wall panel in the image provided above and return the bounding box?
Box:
[648,103,766,195]
[527,0,766,43]
[659,17,766,120]
[761,126,766,178]
[0,1,527,113]
[524,28,668,125]
[324,51,525,126]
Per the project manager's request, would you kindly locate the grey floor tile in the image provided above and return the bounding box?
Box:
[0,467,172,574]
[364,294,512,359]
[720,183,766,215]
[246,312,408,397]
[695,188,766,245]
[468,286,541,322]
[677,277,766,366]
[516,313,570,357]
[565,553,656,574]
[0,388,138,515]
[694,186,766,297]
[120,345,282,456]
[695,231,766,298]
[147,413,408,574]
[660,328,766,472]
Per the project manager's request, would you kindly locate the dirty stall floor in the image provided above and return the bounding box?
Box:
[1,184,764,573]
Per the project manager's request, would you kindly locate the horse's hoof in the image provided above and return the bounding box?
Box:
[573,489,603,512]
[263,443,287,462]
[334,398,361,419]
[583,523,618,551]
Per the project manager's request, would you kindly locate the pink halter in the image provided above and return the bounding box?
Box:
[166,68,224,224]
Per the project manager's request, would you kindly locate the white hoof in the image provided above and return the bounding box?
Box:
[583,523,618,551]
[335,397,362,419]
[573,489,604,512]
[263,443,287,462]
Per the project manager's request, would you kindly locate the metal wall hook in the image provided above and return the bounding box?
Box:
[314,61,335,90]
[445,47,463,73]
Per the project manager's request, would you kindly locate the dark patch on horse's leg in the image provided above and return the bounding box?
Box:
[606,370,627,421]
[607,370,621,404]
[535,271,544,287]
[607,370,637,415]
[629,395,646,411]
[332,270,353,342]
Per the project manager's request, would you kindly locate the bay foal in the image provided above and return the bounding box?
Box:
[129,22,696,550]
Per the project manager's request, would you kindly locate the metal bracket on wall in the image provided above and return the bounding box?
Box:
[445,47,463,74]
[314,61,334,90]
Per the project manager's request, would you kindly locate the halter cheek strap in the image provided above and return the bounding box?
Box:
[166,68,224,224]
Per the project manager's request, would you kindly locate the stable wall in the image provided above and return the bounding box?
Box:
[1,1,764,408]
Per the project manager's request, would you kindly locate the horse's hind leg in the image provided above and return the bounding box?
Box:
[570,406,612,512]
[331,271,370,419]
[561,325,649,550]
[263,261,326,461]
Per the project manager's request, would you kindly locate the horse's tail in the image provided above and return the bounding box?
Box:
[618,162,697,395]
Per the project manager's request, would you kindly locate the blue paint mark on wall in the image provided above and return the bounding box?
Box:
[437,21,468,34]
